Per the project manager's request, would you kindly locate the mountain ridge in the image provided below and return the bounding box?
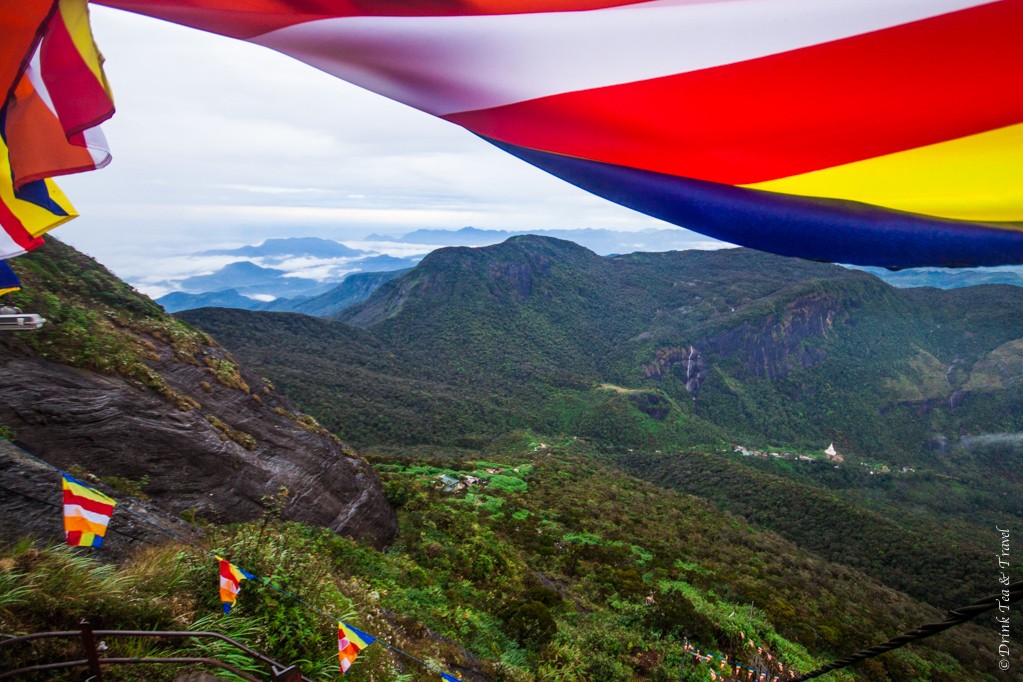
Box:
[190,236,1023,459]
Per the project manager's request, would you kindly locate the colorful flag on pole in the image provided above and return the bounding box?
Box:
[338,621,375,674]
[217,557,254,614]
[61,473,115,547]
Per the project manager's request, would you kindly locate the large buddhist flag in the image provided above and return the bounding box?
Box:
[338,621,375,674]
[217,557,255,614]
[61,473,116,548]
[96,0,1023,268]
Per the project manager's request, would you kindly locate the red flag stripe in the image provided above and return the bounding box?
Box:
[62,489,115,516]
[38,4,115,136]
[0,198,46,253]
[445,0,1023,185]
[0,1,56,107]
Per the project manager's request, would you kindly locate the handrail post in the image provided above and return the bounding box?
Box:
[79,619,103,681]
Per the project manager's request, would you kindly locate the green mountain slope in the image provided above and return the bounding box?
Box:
[185,236,1023,462]
[180,236,1023,617]
[2,437,1010,681]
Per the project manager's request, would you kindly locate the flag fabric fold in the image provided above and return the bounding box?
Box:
[61,473,116,547]
[5,52,111,189]
[0,0,111,263]
[217,557,255,613]
[338,621,375,674]
[6,0,113,189]
[95,0,1023,268]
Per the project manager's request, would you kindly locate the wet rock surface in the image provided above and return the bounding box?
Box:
[0,334,397,549]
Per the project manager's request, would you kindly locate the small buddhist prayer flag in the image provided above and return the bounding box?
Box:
[0,261,21,296]
[61,473,115,547]
[217,557,254,614]
[441,674,460,682]
[338,621,375,674]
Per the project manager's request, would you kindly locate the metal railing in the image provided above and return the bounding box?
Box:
[0,619,312,681]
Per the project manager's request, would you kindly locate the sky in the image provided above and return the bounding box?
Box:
[55,5,723,294]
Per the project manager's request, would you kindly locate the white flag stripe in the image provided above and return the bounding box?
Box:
[82,126,112,168]
[26,49,56,113]
[63,504,112,527]
[0,230,29,260]
[254,0,990,116]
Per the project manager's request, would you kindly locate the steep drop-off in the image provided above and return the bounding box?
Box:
[0,240,396,547]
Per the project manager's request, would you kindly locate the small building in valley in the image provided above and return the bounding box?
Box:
[823,443,844,463]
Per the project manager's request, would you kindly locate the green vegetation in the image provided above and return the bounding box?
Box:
[4,439,1004,680]
[4,237,1021,680]
[7,241,203,388]
[182,239,1023,466]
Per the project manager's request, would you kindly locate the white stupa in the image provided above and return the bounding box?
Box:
[823,443,844,462]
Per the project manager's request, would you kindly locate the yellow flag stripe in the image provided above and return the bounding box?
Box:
[62,477,115,504]
[0,136,78,238]
[744,122,1023,223]
[58,0,112,96]
[340,623,371,650]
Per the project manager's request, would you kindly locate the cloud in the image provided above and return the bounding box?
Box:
[960,433,1023,449]
[55,5,714,289]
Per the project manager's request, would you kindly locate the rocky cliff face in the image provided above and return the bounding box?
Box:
[700,291,839,381]
[0,440,201,560]
[641,290,841,401]
[0,240,397,548]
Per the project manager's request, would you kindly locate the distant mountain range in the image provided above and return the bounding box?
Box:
[365,226,720,254]
[175,261,327,296]
[155,232,1023,316]
[159,268,409,315]
[855,265,1023,289]
[155,236,421,313]
[157,288,267,313]
[200,236,366,260]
